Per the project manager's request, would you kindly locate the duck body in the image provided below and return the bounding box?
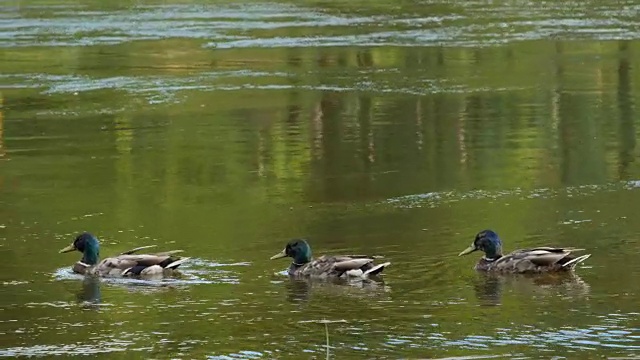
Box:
[286,254,389,278]
[459,230,591,274]
[60,233,190,278]
[473,247,590,273]
[271,239,390,279]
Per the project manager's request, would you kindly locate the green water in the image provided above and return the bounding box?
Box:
[1,0,640,358]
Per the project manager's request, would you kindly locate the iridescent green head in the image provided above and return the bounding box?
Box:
[59,232,101,265]
[458,230,503,260]
[270,238,312,265]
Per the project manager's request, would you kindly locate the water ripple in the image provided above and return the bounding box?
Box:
[384,180,640,209]
[0,340,132,357]
[0,71,522,106]
[1,3,638,48]
[380,313,639,353]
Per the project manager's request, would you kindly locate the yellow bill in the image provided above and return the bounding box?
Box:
[59,244,76,253]
[458,245,476,256]
[270,248,287,260]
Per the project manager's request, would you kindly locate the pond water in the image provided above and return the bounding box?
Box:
[1,0,639,358]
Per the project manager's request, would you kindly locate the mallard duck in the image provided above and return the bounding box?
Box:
[270,238,390,278]
[59,232,190,277]
[458,229,591,273]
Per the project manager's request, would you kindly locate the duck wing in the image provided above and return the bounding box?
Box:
[298,255,390,278]
[495,247,590,272]
[96,256,139,271]
[333,258,374,271]
[93,252,190,277]
[114,254,177,266]
[119,246,184,257]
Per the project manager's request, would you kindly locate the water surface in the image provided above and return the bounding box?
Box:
[1,0,640,358]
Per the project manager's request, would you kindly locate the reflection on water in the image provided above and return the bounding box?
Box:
[281,277,391,303]
[472,273,591,307]
[616,41,636,179]
[76,276,102,306]
[0,94,4,160]
[284,278,311,303]
[473,274,502,306]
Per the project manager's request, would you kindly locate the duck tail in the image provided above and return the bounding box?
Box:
[363,262,391,277]
[164,257,191,269]
[562,254,591,269]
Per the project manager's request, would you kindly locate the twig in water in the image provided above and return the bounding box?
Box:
[324,320,330,360]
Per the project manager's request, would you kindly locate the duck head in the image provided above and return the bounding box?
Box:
[270,238,312,265]
[459,230,503,260]
[59,232,101,265]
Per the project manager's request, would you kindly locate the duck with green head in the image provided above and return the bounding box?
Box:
[59,232,190,278]
[270,238,390,278]
[458,230,591,273]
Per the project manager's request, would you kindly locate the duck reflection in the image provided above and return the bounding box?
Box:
[76,276,102,307]
[282,276,391,303]
[473,274,502,305]
[472,272,590,306]
[72,274,187,308]
[285,278,311,302]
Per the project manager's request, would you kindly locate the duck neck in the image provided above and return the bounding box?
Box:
[82,239,100,265]
[292,248,311,265]
[483,254,502,262]
[483,242,502,261]
[288,263,305,275]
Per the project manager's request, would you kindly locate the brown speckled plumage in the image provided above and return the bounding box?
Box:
[460,230,591,274]
[60,233,190,278]
[271,239,390,278]
[74,252,187,277]
[287,254,388,278]
[473,247,590,273]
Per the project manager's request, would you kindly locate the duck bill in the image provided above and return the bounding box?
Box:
[59,244,76,253]
[458,245,477,257]
[270,248,287,260]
